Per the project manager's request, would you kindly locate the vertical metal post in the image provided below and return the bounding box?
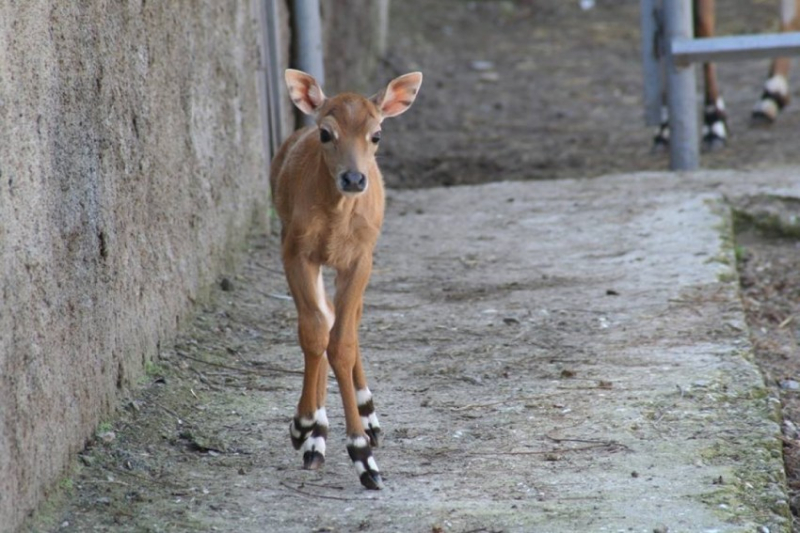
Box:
[293,0,325,126]
[265,0,285,151]
[640,0,663,126]
[664,0,699,170]
[255,0,272,163]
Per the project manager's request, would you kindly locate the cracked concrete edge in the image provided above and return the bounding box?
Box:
[633,171,797,531]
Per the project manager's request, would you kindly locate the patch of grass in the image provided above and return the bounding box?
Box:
[59,477,74,492]
[144,360,164,377]
[734,245,747,264]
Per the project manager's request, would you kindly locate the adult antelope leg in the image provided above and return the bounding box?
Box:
[285,258,331,470]
[753,0,800,122]
[330,259,383,490]
[695,0,728,149]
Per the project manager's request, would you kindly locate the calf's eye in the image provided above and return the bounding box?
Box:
[371,131,382,144]
[320,129,333,143]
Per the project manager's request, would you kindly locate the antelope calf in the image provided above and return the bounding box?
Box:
[269,69,422,489]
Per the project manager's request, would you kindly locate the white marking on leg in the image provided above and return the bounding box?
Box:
[301,435,326,456]
[315,407,328,428]
[353,461,367,475]
[361,412,381,431]
[348,435,369,448]
[315,270,335,331]
[290,424,303,439]
[711,121,727,139]
[765,74,789,97]
[297,415,315,428]
[366,456,379,472]
[356,388,372,406]
[754,98,780,120]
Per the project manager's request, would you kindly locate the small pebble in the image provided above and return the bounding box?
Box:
[98,431,116,444]
[470,60,494,71]
[783,420,799,439]
[780,379,800,390]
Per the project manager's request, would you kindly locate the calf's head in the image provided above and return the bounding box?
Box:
[285,69,423,196]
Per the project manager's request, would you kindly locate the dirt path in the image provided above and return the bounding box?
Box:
[30,170,797,533]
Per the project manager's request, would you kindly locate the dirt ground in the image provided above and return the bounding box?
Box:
[733,195,800,526]
[377,0,800,188]
[24,1,800,532]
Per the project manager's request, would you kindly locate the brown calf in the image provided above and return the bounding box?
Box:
[269,69,422,489]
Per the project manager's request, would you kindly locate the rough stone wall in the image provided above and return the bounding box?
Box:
[0,1,268,530]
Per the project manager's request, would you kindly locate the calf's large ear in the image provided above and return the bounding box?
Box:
[285,69,327,115]
[371,72,423,119]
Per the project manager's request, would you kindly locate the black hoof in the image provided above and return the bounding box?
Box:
[751,110,776,127]
[303,450,325,470]
[651,136,669,154]
[347,435,383,490]
[359,471,384,490]
[702,134,726,152]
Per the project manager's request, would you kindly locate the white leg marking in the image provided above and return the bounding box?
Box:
[764,74,789,97]
[362,413,381,430]
[315,270,335,331]
[711,121,727,139]
[356,388,372,406]
[289,424,303,439]
[754,98,780,120]
[297,415,315,428]
[366,456,380,472]
[348,435,369,448]
[315,407,328,428]
[300,435,326,456]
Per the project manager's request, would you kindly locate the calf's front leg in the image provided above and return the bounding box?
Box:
[284,258,331,470]
[329,259,383,490]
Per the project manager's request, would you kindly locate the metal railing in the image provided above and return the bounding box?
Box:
[640,0,800,170]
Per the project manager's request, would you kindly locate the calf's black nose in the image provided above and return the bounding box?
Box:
[339,171,367,193]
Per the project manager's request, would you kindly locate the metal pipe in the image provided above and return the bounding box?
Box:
[266,0,285,149]
[293,0,324,126]
[640,0,664,126]
[664,0,699,171]
[255,0,273,161]
[671,31,800,65]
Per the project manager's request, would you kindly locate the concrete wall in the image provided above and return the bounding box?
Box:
[0,1,267,530]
